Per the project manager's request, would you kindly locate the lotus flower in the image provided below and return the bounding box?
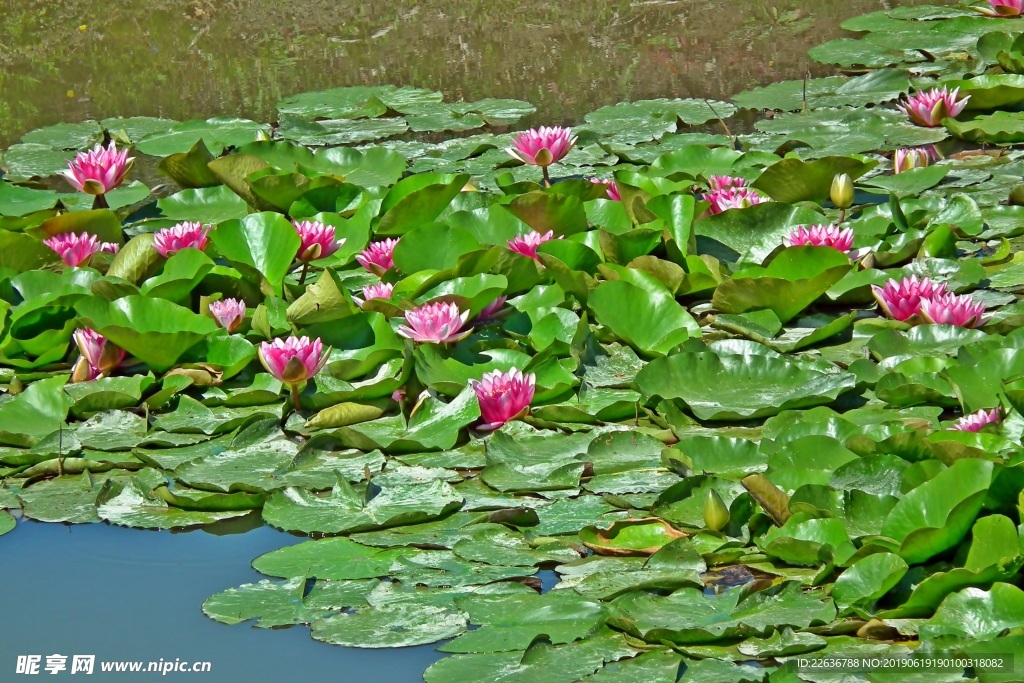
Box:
[871,276,948,322]
[44,232,118,267]
[590,178,621,201]
[920,291,988,328]
[362,282,395,301]
[975,0,1024,16]
[703,187,770,214]
[209,298,246,333]
[397,302,471,344]
[784,225,855,253]
[508,230,557,261]
[153,222,209,258]
[353,282,395,308]
[506,127,576,167]
[72,328,126,381]
[356,238,399,274]
[258,336,330,409]
[474,296,507,323]
[708,175,749,191]
[951,408,1002,432]
[894,147,936,174]
[897,87,970,127]
[61,141,134,195]
[293,220,343,262]
[470,368,536,431]
[259,336,329,383]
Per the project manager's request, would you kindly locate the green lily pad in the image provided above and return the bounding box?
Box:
[832,552,909,611]
[262,479,463,534]
[135,118,269,156]
[609,581,836,645]
[97,478,251,529]
[441,591,604,653]
[208,212,301,296]
[0,375,72,447]
[923,583,1024,640]
[311,603,468,648]
[882,458,994,564]
[579,518,687,556]
[588,280,698,356]
[945,111,1024,144]
[75,295,219,373]
[636,348,856,421]
[202,576,377,628]
[712,247,852,324]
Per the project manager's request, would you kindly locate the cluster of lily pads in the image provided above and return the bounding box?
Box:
[6,1,1024,681]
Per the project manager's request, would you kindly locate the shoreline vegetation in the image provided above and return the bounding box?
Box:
[1,0,939,146]
[4,1,1024,681]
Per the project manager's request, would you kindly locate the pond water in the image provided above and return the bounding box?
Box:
[0,518,446,681]
[2,0,944,146]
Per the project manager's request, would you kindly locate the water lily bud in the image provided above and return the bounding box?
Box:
[255,129,272,142]
[8,376,24,395]
[831,174,854,209]
[1009,184,1024,206]
[703,489,730,531]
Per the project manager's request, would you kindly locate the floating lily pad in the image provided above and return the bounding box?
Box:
[637,349,856,421]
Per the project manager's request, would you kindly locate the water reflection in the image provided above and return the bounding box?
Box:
[3,0,943,145]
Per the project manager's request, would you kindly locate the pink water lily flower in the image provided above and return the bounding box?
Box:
[258,336,330,409]
[470,368,536,431]
[208,298,246,333]
[703,187,770,214]
[507,126,577,167]
[784,225,855,253]
[397,302,471,344]
[362,282,395,301]
[153,222,209,258]
[894,147,936,173]
[871,276,948,322]
[356,238,399,274]
[293,220,343,262]
[920,291,988,328]
[590,178,621,201]
[259,336,330,384]
[353,282,395,308]
[72,328,126,381]
[708,175,749,191]
[897,87,970,127]
[975,0,1024,16]
[951,407,1002,431]
[508,230,558,261]
[44,232,118,267]
[62,141,134,195]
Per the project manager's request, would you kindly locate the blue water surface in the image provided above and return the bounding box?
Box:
[0,517,444,682]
